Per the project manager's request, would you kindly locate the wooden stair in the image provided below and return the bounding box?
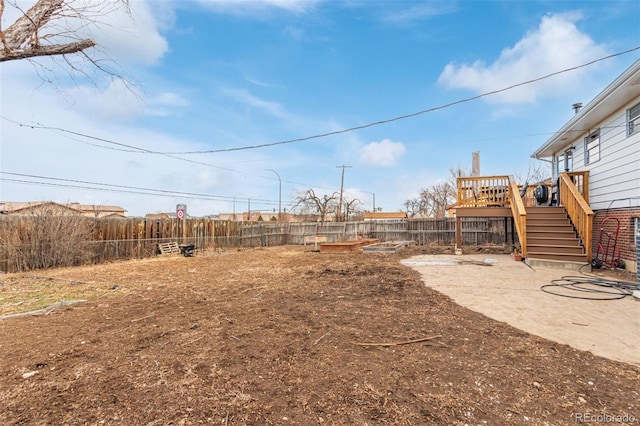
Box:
[525,206,587,263]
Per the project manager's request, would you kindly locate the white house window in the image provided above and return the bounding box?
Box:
[555,150,573,176]
[629,102,640,136]
[584,129,600,165]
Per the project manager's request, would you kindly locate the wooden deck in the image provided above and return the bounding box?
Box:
[455,172,592,262]
[454,207,512,217]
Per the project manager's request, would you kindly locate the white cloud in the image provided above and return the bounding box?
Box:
[383,3,456,25]
[68,79,144,121]
[359,139,406,167]
[438,13,610,104]
[66,79,187,121]
[220,87,291,119]
[86,0,169,66]
[195,0,321,14]
[146,91,190,117]
[0,74,229,217]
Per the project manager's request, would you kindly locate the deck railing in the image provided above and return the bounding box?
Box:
[457,175,511,207]
[559,172,593,261]
[457,175,527,255]
[507,176,527,257]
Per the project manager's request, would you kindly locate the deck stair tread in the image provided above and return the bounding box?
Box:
[527,252,588,262]
[526,237,582,246]
[524,206,586,262]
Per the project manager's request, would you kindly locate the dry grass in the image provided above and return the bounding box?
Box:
[0,273,119,316]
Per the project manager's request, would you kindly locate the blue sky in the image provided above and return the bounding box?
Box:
[1,0,639,217]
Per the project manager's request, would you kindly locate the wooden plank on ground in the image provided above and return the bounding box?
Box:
[303,235,328,246]
[158,242,180,255]
[319,239,379,254]
[362,241,415,253]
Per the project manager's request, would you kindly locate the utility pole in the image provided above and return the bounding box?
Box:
[336,165,352,222]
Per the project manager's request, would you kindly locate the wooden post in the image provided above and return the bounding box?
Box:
[455,215,462,249]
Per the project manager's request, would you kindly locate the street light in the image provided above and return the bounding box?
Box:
[265,169,281,221]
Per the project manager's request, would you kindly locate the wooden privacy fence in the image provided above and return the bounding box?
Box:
[0,216,514,272]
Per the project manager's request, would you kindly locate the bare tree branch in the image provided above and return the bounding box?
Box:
[343,197,362,221]
[292,189,339,222]
[0,0,125,65]
[0,38,94,61]
[3,0,63,48]
[405,165,471,219]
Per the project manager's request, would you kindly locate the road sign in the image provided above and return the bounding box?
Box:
[176,203,187,219]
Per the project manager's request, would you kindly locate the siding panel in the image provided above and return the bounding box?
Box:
[576,106,640,210]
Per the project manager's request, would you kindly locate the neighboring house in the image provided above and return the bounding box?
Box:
[0,201,127,218]
[67,203,127,218]
[218,212,242,221]
[244,212,278,222]
[531,59,640,272]
[363,212,408,221]
[0,201,81,216]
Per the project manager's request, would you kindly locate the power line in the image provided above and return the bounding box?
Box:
[0,171,239,201]
[0,172,283,206]
[183,47,637,154]
[1,177,219,201]
[1,116,342,193]
[3,47,638,157]
[0,115,247,175]
[0,177,283,208]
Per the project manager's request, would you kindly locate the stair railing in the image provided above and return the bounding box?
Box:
[565,171,589,202]
[507,176,527,257]
[559,172,594,262]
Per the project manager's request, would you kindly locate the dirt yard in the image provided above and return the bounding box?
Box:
[1,245,638,425]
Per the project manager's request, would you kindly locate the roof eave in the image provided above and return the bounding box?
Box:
[531,59,640,160]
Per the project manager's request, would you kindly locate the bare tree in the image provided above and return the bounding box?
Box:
[405,166,470,219]
[513,159,551,185]
[0,0,128,65]
[292,189,339,222]
[342,197,362,221]
[403,198,420,218]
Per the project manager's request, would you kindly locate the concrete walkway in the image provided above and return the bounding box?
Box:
[402,254,640,366]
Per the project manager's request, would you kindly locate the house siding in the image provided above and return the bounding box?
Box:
[535,61,640,271]
[577,106,640,273]
[553,102,640,211]
[587,105,639,211]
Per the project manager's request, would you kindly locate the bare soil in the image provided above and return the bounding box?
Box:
[0,245,638,425]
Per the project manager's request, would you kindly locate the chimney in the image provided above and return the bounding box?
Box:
[572,103,583,114]
[472,151,480,177]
